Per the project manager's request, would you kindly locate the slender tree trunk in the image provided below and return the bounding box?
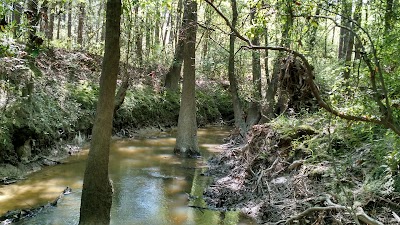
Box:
[78,0,121,224]
[162,12,171,48]
[202,4,212,60]
[228,0,245,134]
[49,3,55,40]
[56,10,61,39]
[101,2,106,42]
[134,5,143,66]
[96,1,103,42]
[338,0,351,60]
[77,2,85,47]
[354,0,363,60]
[67,1,72,38]
[154,3,160,48]
[174,0,184,47]
[261,0,292,123]
[27,0,39,45]
[12,3,21,38]
[145,14,151,60]
[164,2,189,91]
[343,27,354,80]
[174,0,199,158]
[385,0,394,33]
[264,27,269,80]
[246,6,262,129]
[40,0,48,34]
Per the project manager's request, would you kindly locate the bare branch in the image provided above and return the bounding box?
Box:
[204,0,400,136]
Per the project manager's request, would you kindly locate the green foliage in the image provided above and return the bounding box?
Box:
[196,89,222,125]
[67,81,99,110]
[114,85,232,130]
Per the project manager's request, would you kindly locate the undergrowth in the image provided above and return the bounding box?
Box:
[0,48,233,164]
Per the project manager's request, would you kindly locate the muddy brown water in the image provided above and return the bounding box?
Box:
[0,126,256,225]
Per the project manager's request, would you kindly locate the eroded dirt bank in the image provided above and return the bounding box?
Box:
[204,124,399,224]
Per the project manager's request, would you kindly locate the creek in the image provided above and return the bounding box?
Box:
[0,126,256,225]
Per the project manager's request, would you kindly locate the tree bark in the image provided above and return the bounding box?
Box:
[164,1,189,91]
[78,0,121,224]
[145,14,151,60]
[67,1,72,38]
[343,0,361,79]
[27,0,39,46]
[12,3,21,38]
[202,4,212,60]
[56,9,61,39]
[40,0,48,34]
[228,0,246,134]
[154,3,160,48]
[174,0,199,158]
[264,27,269,81]
[261,0,292,122]
[246,6,262,129]
[77,2,85,47]
[49,3,56,40]
[384,0,394,33]
[338,0,352,60]
[134,5,143,66]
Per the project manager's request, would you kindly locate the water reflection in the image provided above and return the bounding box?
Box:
[0,126,255,225]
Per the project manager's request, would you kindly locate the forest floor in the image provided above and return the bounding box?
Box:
[204,122,400,224]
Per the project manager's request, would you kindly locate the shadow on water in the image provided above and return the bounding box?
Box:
[0,126,256,225]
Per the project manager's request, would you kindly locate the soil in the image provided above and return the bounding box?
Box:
[204,124,400,224]
[0,142,82,185]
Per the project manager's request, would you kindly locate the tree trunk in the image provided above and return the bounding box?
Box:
[385,0,394,33]
[56,9,61,39]
[343,0,361,79]
[12,3,21,38]
[27,0,39,46]
[114,74,130,113]
[96,1,103,42]
[228,0,246,134]
[40,0,48,34]
[174,0,199,158]
[202,4,212,60]
[338,0,352,60]
[67,1,72,38]
[77,2,85,47]
[101,2,106,42]
[246,6,262,129]
[164,1,189,91]
[145,14,151,60]
[134,5,143,66]
[261,0,292,123]
[78,0,121,224]
[49,3,55,40]
[154,4,160,48]
[264,27,269,80]
[354,0,363,60]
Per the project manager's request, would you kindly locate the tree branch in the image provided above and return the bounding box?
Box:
[204,0,400,136]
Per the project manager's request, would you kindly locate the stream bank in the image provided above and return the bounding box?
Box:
[204,116,400,224]
[1,46,233,185]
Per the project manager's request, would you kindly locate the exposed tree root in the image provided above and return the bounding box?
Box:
[268,195,384,225]
[204,124,395,224]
